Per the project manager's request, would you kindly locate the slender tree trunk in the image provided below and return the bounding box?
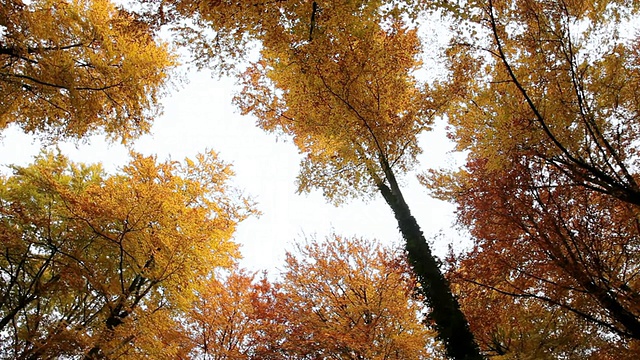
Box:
[377,179,483,360]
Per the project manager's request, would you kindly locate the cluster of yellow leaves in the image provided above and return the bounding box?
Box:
[185,268,263,359]
[0,150,251,359]
[183,236,441,360]
[192,0,437,202]
[442,0,640,174]
[276,235,439,359]
[0,0,176,142]
[158,0,418,72]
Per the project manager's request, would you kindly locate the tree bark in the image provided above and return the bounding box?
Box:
[378,180,483,360]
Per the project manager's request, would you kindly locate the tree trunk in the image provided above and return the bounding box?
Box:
[378,180,483,360]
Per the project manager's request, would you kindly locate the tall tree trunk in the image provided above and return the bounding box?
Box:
[377,172,483,360]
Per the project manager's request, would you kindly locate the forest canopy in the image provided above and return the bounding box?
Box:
[1,0,640,359]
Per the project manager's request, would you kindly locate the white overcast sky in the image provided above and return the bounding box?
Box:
[0,18,466,273]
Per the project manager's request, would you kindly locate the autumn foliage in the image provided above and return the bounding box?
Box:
[276,236,438,359]
[0,0,175,142]
[0,152,435,359]
[180,1,481,357]
[4,0,640,358]
[425,0,640,357]
[183,236,440,360]
[0,151,249,358]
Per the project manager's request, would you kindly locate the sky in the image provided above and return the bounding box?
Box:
[0,63,466,275]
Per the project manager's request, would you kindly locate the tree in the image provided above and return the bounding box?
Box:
[182,236,440,360]
[434,156,640,346]
[0,150,251,359]
[0,0,175,142]
[146,1,482,358]
[184,268,264,359]
[426,0,640,351]
[273,235,440,360]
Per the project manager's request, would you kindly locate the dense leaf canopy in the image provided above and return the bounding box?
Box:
[0,151,249,359]
[0,0,175,142]
[426,0,640,356]
[185,236,440,360]
[3,0,640,358]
